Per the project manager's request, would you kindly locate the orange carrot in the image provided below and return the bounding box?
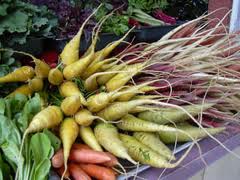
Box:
[72,143,91,150]
[69,148,111,164]
[79,164,116,180]
[52,149,64,168]
[102,152,119,167]
[52,144,92,168]
[72,144,118,167]
[69,163,91,180]
[56,166,70,179]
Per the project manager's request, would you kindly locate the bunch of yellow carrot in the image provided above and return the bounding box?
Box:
[1,8,239,180]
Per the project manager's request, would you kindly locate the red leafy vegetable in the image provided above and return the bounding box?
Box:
[153,10,176,25]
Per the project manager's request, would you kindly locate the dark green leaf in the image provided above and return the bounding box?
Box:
[0,114,21,146]
[0,153,11,180]
[1,141,21,171]
[0,0,58,46]
[8,32,28,45]
[0,65,10,77]
[128,0,169,12]
[0,3,9,16]
[43,129,61,152]
[33,159,51,180]
[30,133,52,164]
[32,17,48,32]
[0,10,28,34]
[5,57,15,65]
[0,99,5,115]
[105,3,113,10]
[5,94,28,115]
[0,169,2,180]
[17,93,41,132]
[2,51,13,60]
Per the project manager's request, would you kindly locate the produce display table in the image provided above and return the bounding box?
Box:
[127,129,240,180]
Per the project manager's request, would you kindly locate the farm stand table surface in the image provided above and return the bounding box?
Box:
[128,129,240,180]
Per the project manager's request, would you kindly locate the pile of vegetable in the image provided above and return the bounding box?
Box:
[0,0,57,47]
[0,6,240,180]
[29,0,180,37]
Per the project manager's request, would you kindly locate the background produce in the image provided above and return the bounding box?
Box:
[0,0,58,47]
[28,0,208,37]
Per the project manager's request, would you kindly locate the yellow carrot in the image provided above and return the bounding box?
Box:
[159,124,225,143]
[63,48,95,80]
[84,76,99,92]
[86,92,112,112]
[79,126,103,151]
[86,87,142,112]
[27,106,63,133]
[120,133,194,168]
[75,109,106,126]
[34,59,51,78]
[106,63,146,91]
[138,103,213,125]
[59,118,79,180]
[133,132,175,160]
[59,81,87,105]
[48,68,64,85]
[94,123,136,164]
[91,27,134,65]
[0,66,34,83]
[116,80,159,101]
[0,49,50,78]
[96,63,126,85]
[96,99,148,121]
[62,6,107,80]
[82,58,117,80]
[28,77,44,92]
[7,84,33,97]
[61,95,82,116]
[59,6,101,65]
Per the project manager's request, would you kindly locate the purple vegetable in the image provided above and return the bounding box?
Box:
[30,0,96,38]
[153,9,176,25]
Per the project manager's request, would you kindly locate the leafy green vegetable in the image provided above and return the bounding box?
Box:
[17,93,41,132]
[0,51,20,97]
[0,153,11,180]
[0,10,28,34]
[128,0,168,13]
[128,8,164,26]
[103,15,129,36]
[0,3,9,16]
[95,5,129,36]
[43,129,61,151]
[0,94,60,180]
[0,0,58,47]
[30,133,54,180]
[30,133,52,164]
[0,114,22,171]
[5,94,28,117]
[0,99,5,115]
[33,159,51,180]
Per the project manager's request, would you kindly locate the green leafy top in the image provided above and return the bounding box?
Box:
[0,0,58,47]
[128,0,168,13]
[0,93,61,180]
[95,4,129,36]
